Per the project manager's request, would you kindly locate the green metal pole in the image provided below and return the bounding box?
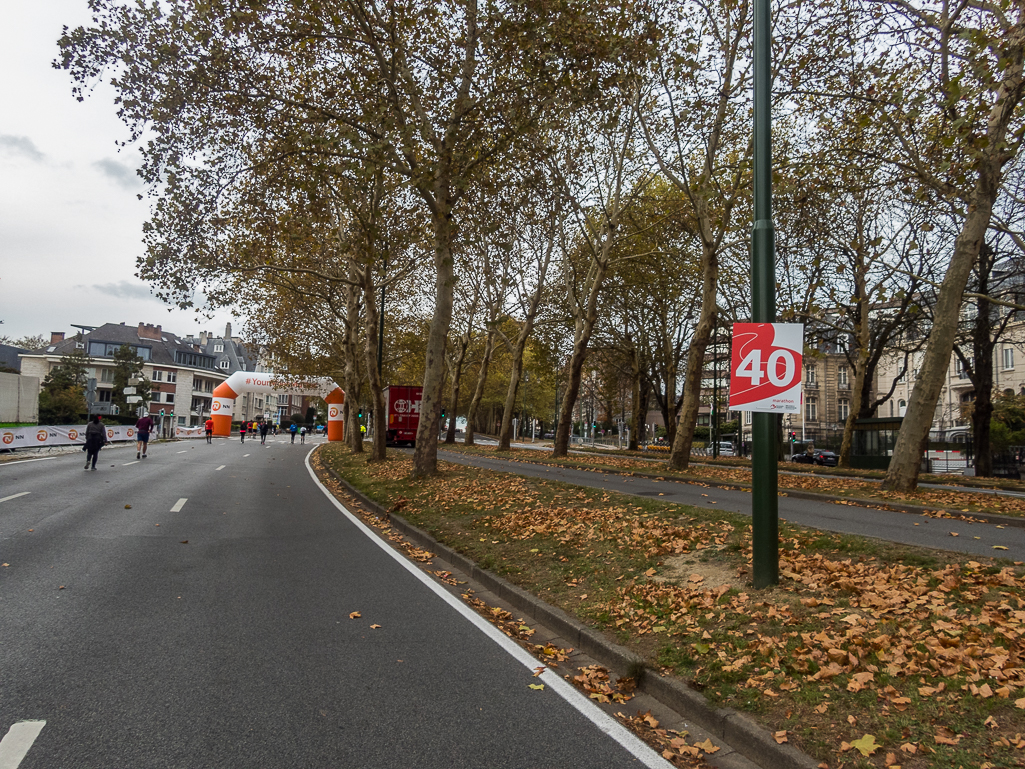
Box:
[751,0,778,589]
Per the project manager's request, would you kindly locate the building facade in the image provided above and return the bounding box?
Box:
[19,323,226,433]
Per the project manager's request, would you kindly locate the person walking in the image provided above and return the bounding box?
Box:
[136,413,154,459]
[239,422,247,443]
[259,421,269,445]
[289,422,297,444]
[205,417,214,444]
[84,415,106,470]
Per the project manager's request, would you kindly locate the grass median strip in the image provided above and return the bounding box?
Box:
[319,444,1025,768]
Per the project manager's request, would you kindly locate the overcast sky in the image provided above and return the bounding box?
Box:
[0,0,237,345]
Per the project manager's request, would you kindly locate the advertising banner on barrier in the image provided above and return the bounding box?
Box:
[175,425,206,439]
[0,424,173,448]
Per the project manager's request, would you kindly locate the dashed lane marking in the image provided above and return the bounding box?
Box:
[170,498,188,512]
[0,457,60,467]
[0,720,46,769]
[216,465,226,471]
[177,451,187,454]
[0,492,30,505]
[243,454,250,457]
[123,461,140,466]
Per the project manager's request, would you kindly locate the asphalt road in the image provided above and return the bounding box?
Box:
[0,437,668,768]
[439,450,1025,561]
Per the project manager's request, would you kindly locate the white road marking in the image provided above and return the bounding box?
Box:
[0,492,30,505]
[123,461,140,466]
[0,720,46,769]
[170,498,188,512]
[177,451,187,454]
[243,454,250,457]
[0,456,60,467]
[303,452,672,769]
[216,465,226,471]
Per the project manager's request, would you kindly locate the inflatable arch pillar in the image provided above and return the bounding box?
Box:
[210,372,345,441]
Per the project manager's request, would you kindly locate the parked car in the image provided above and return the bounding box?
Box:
[712,441,735,457]
[791,449,838,467]
[543,432,555,439]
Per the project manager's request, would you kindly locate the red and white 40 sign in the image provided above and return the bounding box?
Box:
[728,323,804,413]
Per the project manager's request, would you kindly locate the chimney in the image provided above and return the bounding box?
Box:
[137,323,163,341]
[225,322,232,340]
[50,332,65,344]
[199,331,209,346]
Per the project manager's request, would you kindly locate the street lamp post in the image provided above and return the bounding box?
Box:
[751,0,778,588]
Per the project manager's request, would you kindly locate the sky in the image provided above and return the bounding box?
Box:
[0,0,237,346]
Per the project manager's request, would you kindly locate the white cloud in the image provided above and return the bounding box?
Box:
[89,281,156,300]
[0,134,45,162]
[93,157,142,189]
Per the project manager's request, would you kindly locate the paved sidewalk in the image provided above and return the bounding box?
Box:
[438,449,1025,560]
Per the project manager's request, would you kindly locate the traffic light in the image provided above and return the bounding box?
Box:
[441,407,446,418]
[160,409,165,418]
[789,431,796,442]
[358,409,363,419]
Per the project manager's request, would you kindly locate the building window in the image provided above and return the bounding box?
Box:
[838,399,849,421]
[219,360,229,369]
[153,370,163,382]
[898,399,907,417]
[955,359,968,379]
[806,397,817,421]
[214,344,224,353]
[1003,347,1015,370]
[744,411,752,425]
[100,368,114,383]
[165,393,175,404]
[98,390,111,402]
[806,364,816,385]
[837,365,849,388]
[167,371,176,383]
[178,416,187,425]
[889,400,894,417]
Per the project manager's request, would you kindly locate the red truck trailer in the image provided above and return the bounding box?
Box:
[383,385,423,447]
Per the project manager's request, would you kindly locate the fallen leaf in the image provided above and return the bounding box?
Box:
[179,540,188,544]
[125,505,132,509]
[774,730,788,744]
[349,612,361,619]
[693,738,719,754]
[994,546,1009,550]
[370,624,381,629]
[850,734,880,757]
[529,683,544,690]
[533,667,545,677]
[899,743,917,754]
[934,727,961,746]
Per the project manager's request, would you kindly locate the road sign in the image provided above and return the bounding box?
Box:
[728,323,803,413]
[124,386,137,395]
[126,395,142,403]
[89,402,113,415]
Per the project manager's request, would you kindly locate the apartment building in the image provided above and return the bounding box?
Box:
[182,322,281,423]
[19,323,226,432]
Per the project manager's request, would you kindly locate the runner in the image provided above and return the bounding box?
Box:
[260,421,269,445]
[205,417,214,444]
[240,421,247,443]
[289,422,298,444]
[300,425,307,444]
[135,412,154,459]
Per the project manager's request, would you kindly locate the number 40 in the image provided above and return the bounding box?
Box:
[736,349,796,387]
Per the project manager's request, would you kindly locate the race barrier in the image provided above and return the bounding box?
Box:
[211,372,344,442]
[1,423,210,449]
[1,424,138,449]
